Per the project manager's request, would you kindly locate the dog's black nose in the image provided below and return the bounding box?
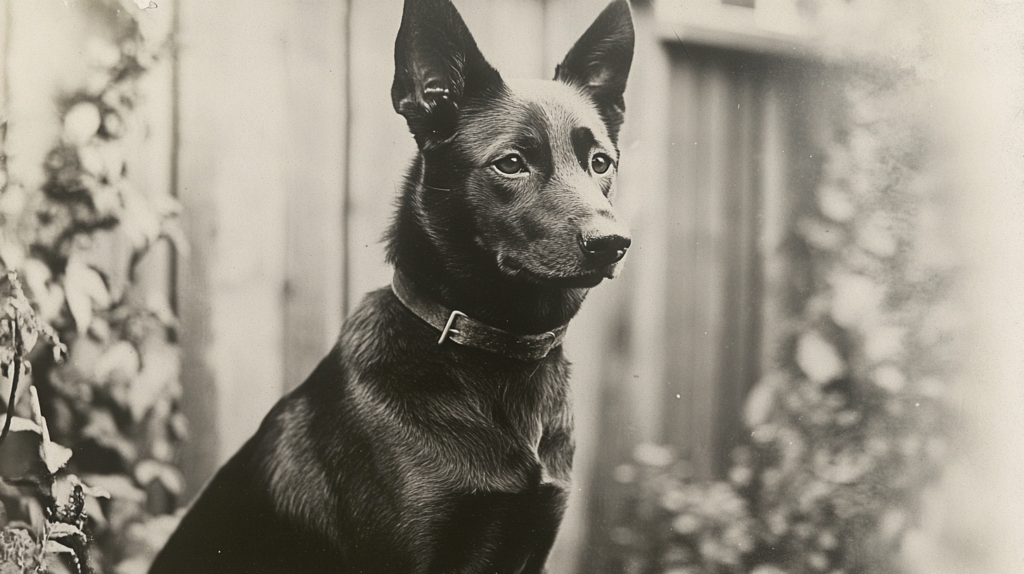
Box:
[580,234,631,265]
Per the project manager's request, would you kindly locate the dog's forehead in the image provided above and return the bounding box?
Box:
[505,78,608,137]
[460,78,612,159]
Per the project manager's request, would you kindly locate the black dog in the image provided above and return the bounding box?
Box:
[150,0,633,571]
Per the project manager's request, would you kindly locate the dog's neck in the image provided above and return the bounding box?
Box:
[385,157,588,336]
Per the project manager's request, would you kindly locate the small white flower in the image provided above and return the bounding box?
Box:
[64,102,101,144]
[818,185,856,222]
[672,513,701,534]
[796,331,845,384]
[744,374,782,427]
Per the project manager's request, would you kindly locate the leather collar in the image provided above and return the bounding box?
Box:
[391,271,568,362]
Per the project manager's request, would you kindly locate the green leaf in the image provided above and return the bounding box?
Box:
[6,416,41,435]
[134,459,183,496]
[64,258,110,333]
[28,387,73,475]
[80,474,145,503]
[72,230,135,302]
[41,441,73,476]
[44,540,75,554]
[80,481,110,500]
[25,497,46,532]
[795,331,845,385]
[81,409,138,462]
[128,344,179,421]
[21,259,66,324]
[47,522,84,540]
[119,187,162,250]
[82,496,106,529]
[744,374,782,428]
[94,341,141,385]
[0,242,25,271]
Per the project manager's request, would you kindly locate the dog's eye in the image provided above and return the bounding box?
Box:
[493,154,527,175]
[591,153,613,175]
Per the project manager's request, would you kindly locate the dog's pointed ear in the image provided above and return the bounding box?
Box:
[555,0,635,143]
[392,0,503,149]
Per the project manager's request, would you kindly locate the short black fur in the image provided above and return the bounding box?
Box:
[150,1,633,572]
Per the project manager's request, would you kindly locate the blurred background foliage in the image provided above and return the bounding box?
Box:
[604,1,958,573]
[0,0,184,571]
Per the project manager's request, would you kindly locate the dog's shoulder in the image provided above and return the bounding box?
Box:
[252,390,340,538]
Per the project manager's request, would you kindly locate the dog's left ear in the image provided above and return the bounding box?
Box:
[555,0,635,143]
[392,0,503,150]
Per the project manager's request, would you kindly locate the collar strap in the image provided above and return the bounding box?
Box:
[391,271,568,362]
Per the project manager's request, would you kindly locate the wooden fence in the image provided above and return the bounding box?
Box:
[4,1,824,571]
[171,1,822,571]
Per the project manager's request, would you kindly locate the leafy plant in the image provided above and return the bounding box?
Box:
[732,64,955,574]
[607,445,758,574]
[0,271,102,574]
[606,4,956,574]
[0,0,186,572]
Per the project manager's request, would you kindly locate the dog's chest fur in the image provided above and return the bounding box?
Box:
[254,289,575,570]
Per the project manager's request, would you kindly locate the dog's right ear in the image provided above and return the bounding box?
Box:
[392,0,503,150]
[555,0,634,144]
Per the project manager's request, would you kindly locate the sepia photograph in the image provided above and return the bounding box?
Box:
[0,0,1019,572]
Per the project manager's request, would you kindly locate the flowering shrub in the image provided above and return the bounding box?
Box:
[608,2,956,573]
[0,272,101,574]
[734,64,955,574]
[608,445,758,574]
[0,0,185,571]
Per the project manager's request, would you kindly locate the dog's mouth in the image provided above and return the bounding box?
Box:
[538,271,607,288]
[499,256,617,288]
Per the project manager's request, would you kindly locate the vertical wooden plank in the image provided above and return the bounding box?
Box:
[452,0,493,50]
[176,0,290,470]
[172,0,219,499]
[490,0,546,78]
[614,0,672,457]
[663,50,700,466]
[0,1,8,132]
[713,63,762,473]
[346,0,414,311]
[346,0,549,313]
[573,2,674,571]
[757,76,791,374]
[454,0,546,79]
[541,0,610,74]
[561,269,632,574]
[689,59,730,479]
[664,48,733,480]
[281,0,348,390]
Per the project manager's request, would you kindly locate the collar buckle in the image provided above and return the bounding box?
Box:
[438,310,467,345]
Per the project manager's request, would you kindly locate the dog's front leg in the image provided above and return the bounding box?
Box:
[513,484,569,574]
